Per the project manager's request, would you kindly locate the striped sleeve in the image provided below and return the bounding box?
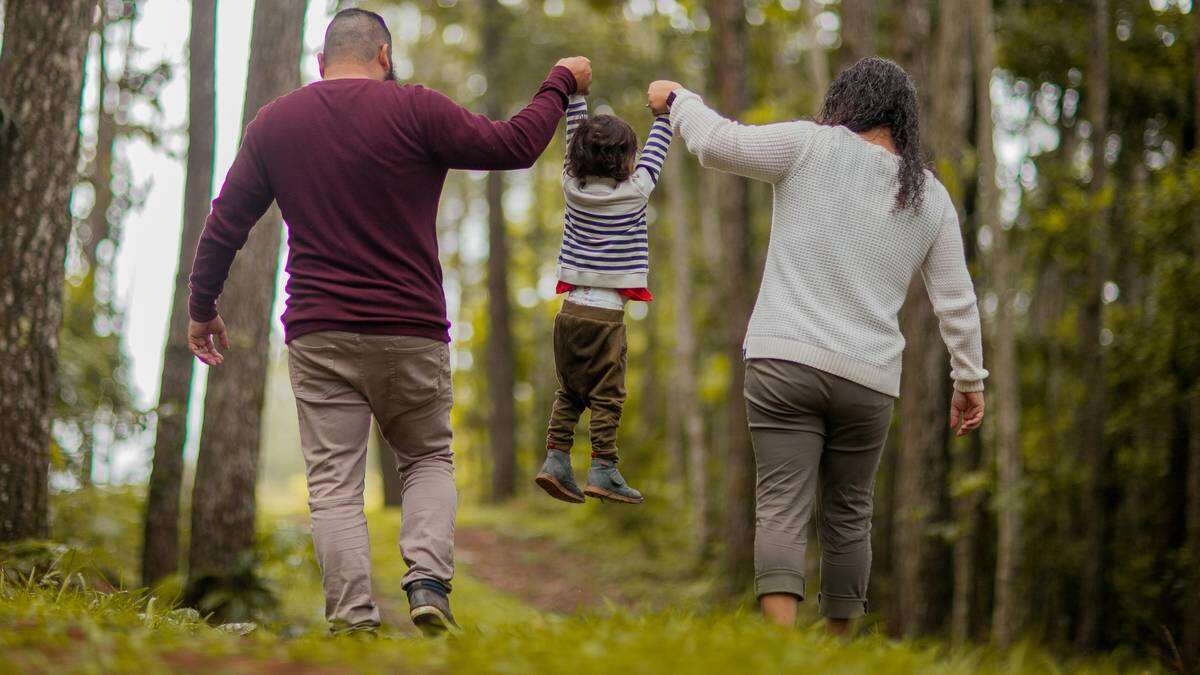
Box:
[564,94,588,159]
[634,115,673,186]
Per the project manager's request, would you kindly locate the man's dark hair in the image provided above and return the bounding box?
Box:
[566,115,638,184]
[324,8,395,79]
[819,56,927,210]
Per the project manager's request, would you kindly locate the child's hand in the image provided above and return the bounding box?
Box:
[647,80,681,115]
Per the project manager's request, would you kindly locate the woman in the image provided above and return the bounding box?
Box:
[647,58,987,634]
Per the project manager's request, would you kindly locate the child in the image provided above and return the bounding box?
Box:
[534,92,672,505]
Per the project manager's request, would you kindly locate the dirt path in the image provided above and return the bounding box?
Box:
[454,526,630,614]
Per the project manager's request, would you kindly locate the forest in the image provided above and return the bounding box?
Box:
[0,0,1198,673]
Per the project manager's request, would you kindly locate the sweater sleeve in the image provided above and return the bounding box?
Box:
[418,65,576,171]
[188,114,275,322]
[631,115,673,194]
[920,202,989,392]
[563,94,587,159]
[669,89,814,184]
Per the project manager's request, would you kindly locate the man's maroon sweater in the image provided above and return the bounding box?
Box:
[188,66,577,343]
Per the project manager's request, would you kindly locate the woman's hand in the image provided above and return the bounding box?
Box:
[647,80,682,115]
[949,390,985,437]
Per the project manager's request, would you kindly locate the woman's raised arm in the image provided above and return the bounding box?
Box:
[648,81,814,184]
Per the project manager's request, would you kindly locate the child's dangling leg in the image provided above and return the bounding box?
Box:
[575,308,642,505]
[535,310,588,503]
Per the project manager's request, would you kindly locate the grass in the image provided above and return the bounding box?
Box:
[0,488,1163,674]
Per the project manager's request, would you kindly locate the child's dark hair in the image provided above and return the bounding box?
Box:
[566,115,638,183]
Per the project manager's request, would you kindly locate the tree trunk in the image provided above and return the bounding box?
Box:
[1188,384,1200,665]
[970,0,1024,648]
[892,0,958,638]
[1185,7,1200,665]
[804,0,830,113]
[836,0,875,71]
[1076,0,1110,650]
[0,0,95,543]
[667,150,707,548]
[374,422,404,508]
[709,0,756,596]
[482,0,517,501]
[142,0,216,587]
[84,7,127,274]
[187,0,306,579]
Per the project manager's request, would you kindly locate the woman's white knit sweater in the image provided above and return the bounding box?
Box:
[669,89,987,397]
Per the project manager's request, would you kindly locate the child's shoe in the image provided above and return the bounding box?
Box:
[535,450,586,504]
[584,457,644,504]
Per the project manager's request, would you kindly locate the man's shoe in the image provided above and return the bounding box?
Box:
[406,580,460,636]
[534,450,585,504]
[584,457,644,504]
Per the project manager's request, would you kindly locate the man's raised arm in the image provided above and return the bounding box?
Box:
[418,57,591,171]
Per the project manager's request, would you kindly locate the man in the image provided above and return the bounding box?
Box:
[187,8,591,635]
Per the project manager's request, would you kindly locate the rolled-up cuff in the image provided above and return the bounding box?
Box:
[755,569,806,600]
[818,593,867,619]
[953,379,986,393]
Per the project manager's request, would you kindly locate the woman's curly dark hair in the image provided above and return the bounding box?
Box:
[565,114,638,184]
[819,56,927,210]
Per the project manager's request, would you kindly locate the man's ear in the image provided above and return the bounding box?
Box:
[317,52,326,78]
[378,44,392,80]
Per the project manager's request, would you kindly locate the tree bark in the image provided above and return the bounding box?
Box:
[836,0,875,71]
[142,0,216,587]
[666,150,707,548]
[187,0,306,579]
[83,6,130,274]
[482,0,518,501]
[1185,6,1200,665]
[804,0,830,114]
[0,0,95,542]
[1076,0,1110,650]
[970,0,1023,648]
[1188,384,1200,665]
[708,0,756,595]
[892,0,958,638]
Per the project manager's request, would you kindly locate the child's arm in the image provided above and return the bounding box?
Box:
[564,94,588,160]
[632,114,673,193]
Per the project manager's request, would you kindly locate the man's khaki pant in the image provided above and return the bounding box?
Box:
[288,331,456,631]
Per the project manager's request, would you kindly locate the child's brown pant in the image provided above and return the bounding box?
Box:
[545,301,627,459]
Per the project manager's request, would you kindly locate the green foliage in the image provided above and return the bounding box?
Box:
[49,486,145,587]
[54,272,144,484]
[0,491,1161,673]
[181,555,280,625]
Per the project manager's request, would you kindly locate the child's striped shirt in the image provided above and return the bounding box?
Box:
[556,94,672,292]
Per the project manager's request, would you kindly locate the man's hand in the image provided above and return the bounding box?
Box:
[647,80,683,115]
[189,316,230,366]
[555,56,591,95]
[949,390,985,437]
